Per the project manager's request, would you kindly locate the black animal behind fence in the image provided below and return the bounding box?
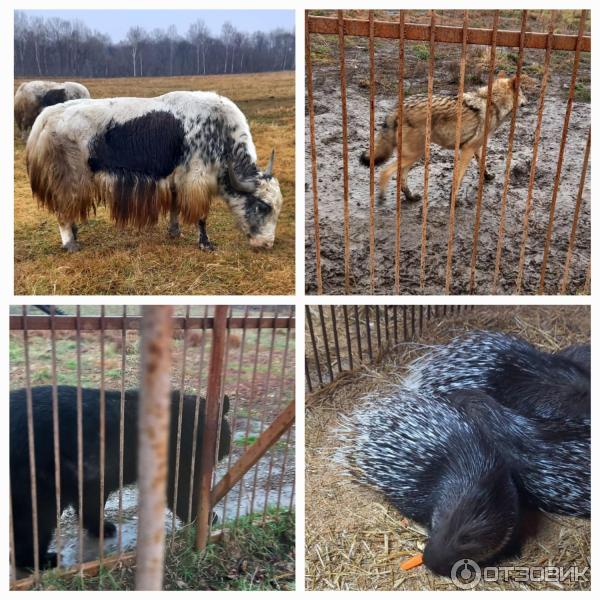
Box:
[9,305,295,589]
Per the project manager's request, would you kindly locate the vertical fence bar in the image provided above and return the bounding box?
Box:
[420,10,436,291]
[403,306,408,340]
[342,305,353,371]
[539,9,587,294]
[50,307,61,569]
[516,13,555,294]
[394,10,405,294]
[469,11,499,293]
[318,305,334,383]
[492,10,528,294]
[445,10,468,294]
[23,306,40,579]
[136,306,173,591]
[560,129,590,294]
[171,306,191,540]
[393,305,398,344]
[196,305,228,551]
[338,10,351,293]
[368,11,377,292]
[384,306,390,346]
[118,305,126,556]
[306,307,323,386]
[365,306,373,362]
[375,306,382,352]
[305,12,323,293]
[98,306,106,568]
[275,427,293,512]
[330,306,342,374]
[354,305,363,362]
[76,306,84,572]
[305,358,313,392]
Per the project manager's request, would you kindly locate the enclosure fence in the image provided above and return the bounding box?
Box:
[9,306,295,589]
[306,10,591,295]
[305,305,476,392]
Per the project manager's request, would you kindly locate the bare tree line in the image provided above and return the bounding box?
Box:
[14,12,295,78]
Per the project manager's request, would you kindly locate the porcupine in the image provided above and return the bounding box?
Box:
[340,386,522,576]
[404,331,590,420]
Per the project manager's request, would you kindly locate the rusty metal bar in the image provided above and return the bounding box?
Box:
[196,305,228,551]
[445,10,469,294]
[118,306,126,556]
[365,306,373,362]
[394,11,405,294]
[23,307,40,580]
[275,427,293,512]
[539,9,587,294]
[330,306,342,374]
[374,306,382,352]
[492,10,528,294]
[306,11,323,294]
[338,10,351,293]
[393,306,398,344]
[560,129,591,294]
[98,307,106,566]
[354,305,363,362]
[305,358,313,392]
[76,307,84,572]
[171,306,190,540]
[50,307,61,569]
[221,306,250,521]
[135,305,173,591]
[342,305,353,371]
[211,401,295,506]
[384,306,390,346]
[515,13,556,294]
[469,11,499,293]
[307,15,590,52]
[318,305,334,383]
[9,315,295,331]
[368,10,376,292]
[306,307,323,386]
[403,306,408,340]
[420,10,436,291]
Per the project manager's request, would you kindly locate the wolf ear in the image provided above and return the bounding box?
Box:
[497,70,507,79]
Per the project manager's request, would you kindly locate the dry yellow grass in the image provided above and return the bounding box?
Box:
[305,306,590,591]
[14,72,295,295]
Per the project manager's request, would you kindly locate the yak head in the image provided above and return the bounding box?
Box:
[227,149,283,250]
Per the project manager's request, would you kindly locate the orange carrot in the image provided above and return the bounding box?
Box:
[400,553,424,571]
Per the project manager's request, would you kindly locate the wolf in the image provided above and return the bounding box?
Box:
[359,72,527,203]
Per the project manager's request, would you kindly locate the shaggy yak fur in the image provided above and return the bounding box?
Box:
[14,80,90,136]
[26,91,283,251]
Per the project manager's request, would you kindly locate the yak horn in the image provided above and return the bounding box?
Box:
[265,148,275,177]
[228,162,256,194]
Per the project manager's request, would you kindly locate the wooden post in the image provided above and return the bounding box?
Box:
[196,305,229,550]
[135,306,173,591]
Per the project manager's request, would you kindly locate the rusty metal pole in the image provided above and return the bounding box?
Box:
[135,305,174,591]
[196,305,229,551]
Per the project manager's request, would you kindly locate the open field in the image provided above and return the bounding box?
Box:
[14,72,295,295]
[305,10,590,295]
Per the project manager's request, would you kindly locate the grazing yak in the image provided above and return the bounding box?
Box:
[14,80,90,137]
[26,91,283,251]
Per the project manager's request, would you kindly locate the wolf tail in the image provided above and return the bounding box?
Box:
[359,115,397,167]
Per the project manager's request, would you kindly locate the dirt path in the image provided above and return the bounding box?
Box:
[305,41,590,295]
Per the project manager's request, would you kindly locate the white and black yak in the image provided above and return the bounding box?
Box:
[26,91,283,251]
[14,80,90,137]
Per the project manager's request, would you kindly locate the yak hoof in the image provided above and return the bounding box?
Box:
[63,240,80,253]
[167,224,182,239]
[484,170,495,181]
[199,240,216,252]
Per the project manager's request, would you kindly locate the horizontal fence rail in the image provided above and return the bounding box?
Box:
[305,305,476,392]
[9,305,295,589]
[306,10,591,295]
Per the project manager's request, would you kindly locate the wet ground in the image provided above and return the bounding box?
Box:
[305,39,591,295]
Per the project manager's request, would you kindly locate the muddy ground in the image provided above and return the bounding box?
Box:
[305,36,591,295]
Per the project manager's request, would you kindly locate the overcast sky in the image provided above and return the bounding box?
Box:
[17,9,295,41]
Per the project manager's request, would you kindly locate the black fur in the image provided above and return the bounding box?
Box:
[556,344,591,374]
[40,88,67,108]
[10,385,231,570]
[88,111,185,180]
